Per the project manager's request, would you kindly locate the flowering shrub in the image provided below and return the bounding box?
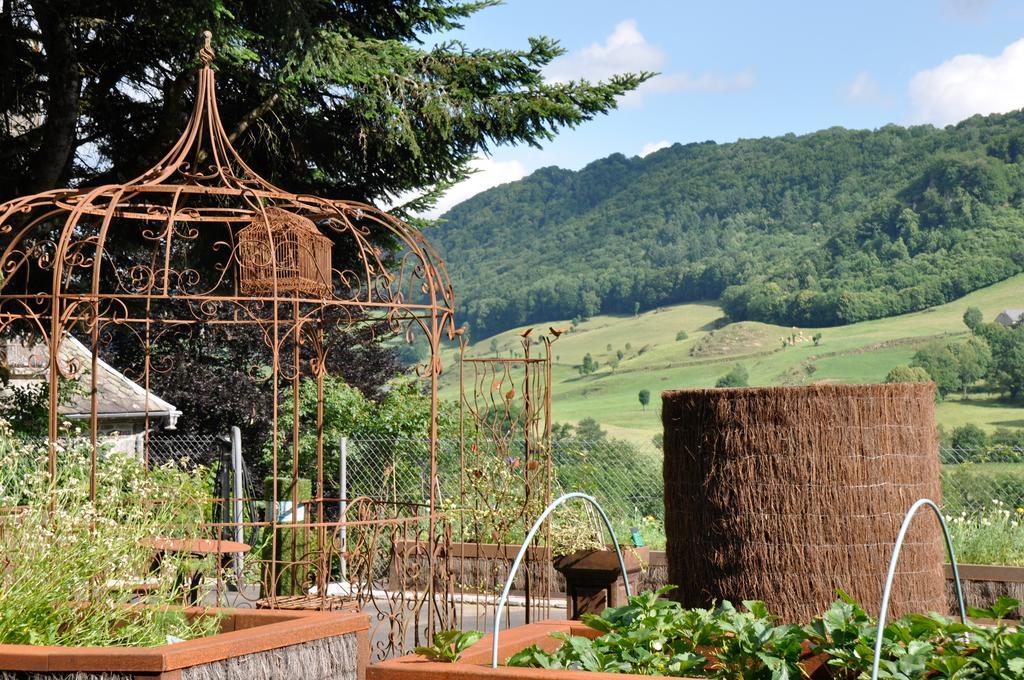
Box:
[0,422,219,646]
[947,501,1024,566]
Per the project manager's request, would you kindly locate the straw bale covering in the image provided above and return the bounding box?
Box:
[662,383,945,622]
[183,631,359,680]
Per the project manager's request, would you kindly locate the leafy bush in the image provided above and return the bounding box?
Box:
[715,364,749,388]
[508,587,1023,678]
[447,440,603,557]
[262,376,460,494]
[941,444,1024,465]
[941,463,1024,514]
[950,424,990,451]
[0,423,218,646]
[992,427,1024,448]
[884,365,931,384]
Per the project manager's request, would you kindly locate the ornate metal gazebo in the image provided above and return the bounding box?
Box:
[0,32,457,653]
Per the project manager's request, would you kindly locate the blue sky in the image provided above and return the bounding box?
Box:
[425,0,1024,215]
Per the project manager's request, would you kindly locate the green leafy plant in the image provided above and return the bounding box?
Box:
[415,629,485,662]
[506,587,1023,679]
[510,587,803,678]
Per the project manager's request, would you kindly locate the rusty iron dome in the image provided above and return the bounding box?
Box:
[238,207,333,297]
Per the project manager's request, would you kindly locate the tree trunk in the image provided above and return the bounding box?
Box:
[28,0,80,192]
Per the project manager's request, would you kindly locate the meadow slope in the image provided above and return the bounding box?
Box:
[440,274,1024,445]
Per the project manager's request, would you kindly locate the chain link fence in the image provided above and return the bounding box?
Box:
[140,433,1024,535]
[146,431,225,468]
[337,438,1024,539]
[940,445,1024,514]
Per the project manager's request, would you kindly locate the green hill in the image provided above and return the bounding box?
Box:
[440,274,1024,445]
[431,113,1024,338]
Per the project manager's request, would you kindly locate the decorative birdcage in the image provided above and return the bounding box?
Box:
[238,207,333,297]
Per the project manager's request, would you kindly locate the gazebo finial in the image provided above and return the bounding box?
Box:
[200,30,214,67]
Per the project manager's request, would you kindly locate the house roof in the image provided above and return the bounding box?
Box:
[998,309,1024,318]
[2,336,181,427]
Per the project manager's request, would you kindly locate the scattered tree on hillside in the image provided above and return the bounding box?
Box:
[638,389,650,411]
[963,306,984,332]
[812,332,822,346]
[950,336,991,398]
[715,364,749,388]
[910,344,959,398]
[490,338,500,356]
[676,330,688,341]
[579,353,598,375]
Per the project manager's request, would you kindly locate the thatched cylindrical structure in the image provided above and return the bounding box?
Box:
[662,383,945,623]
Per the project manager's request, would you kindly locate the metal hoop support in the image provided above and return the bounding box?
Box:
[870,498,967,680]
[490,492,630,668]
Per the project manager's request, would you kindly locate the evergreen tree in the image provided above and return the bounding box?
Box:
[0,1,648,211]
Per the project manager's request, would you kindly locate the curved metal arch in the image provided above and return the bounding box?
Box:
[870,498,967,680]
[490,492,630,669]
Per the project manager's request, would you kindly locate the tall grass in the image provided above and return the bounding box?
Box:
[0,422,220,646]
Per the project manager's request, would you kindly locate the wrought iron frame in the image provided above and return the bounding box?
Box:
[0,32,457,657]
[456,329,557,629]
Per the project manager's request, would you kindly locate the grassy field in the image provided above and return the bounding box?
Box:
[440,274,1024,445]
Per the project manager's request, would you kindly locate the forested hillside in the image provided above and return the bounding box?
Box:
[431,112,1024,338]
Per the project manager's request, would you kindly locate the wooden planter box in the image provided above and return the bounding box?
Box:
[0,607,370,680]
[553,547,649,619]
[945,563,1024,619]
[368,620,822,680]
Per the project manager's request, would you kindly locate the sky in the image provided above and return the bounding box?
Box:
[422,0,1024,216]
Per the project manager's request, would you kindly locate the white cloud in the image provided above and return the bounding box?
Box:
[908,38,1024,126]
[422,157,527,218]
[639,140,671,157]
[545,19,753,106]
[845,71,884,104]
